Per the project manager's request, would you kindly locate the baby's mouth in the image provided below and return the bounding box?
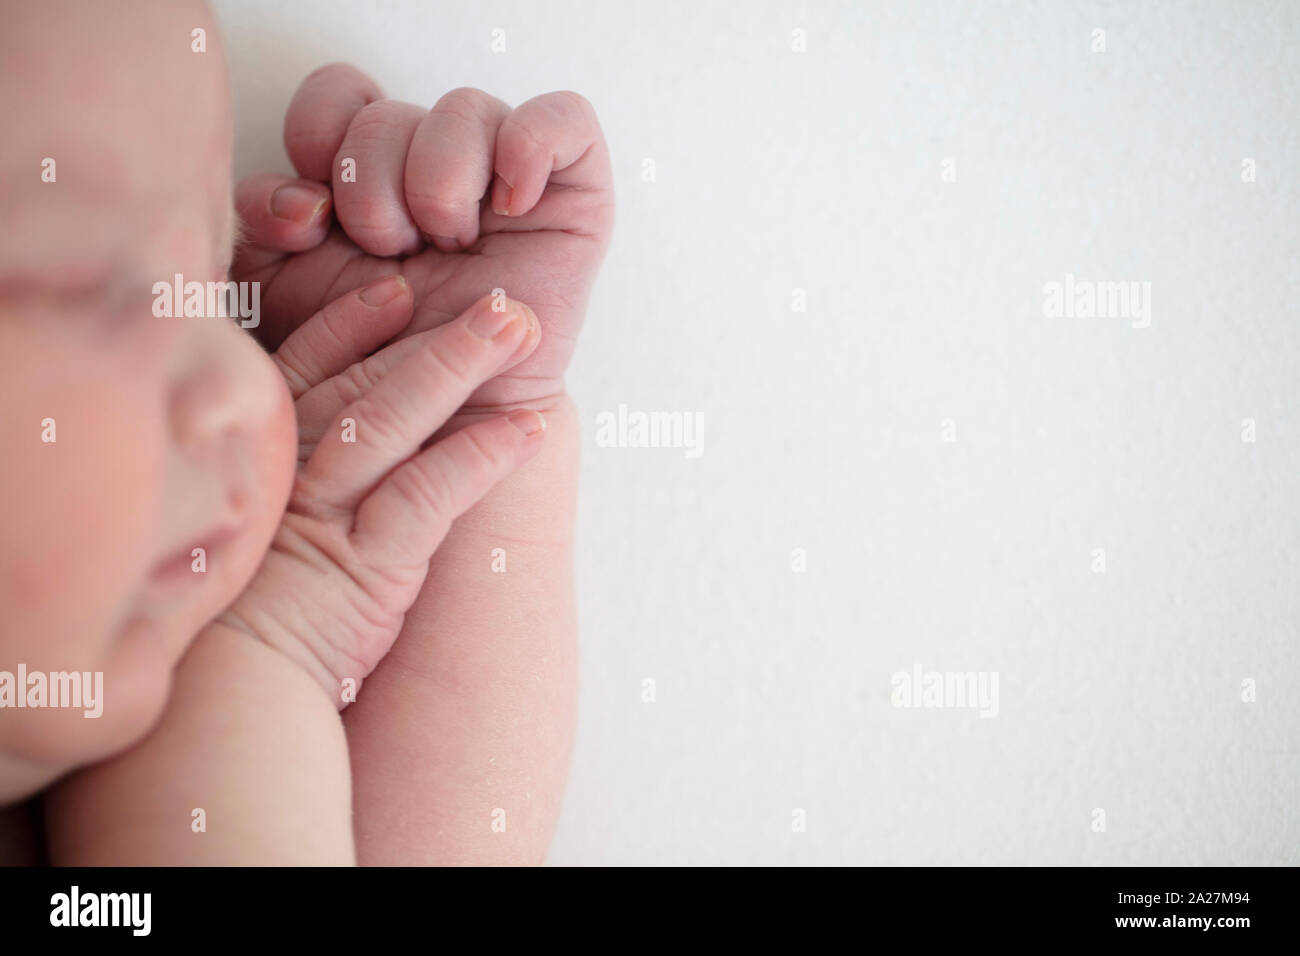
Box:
[149,444,260,588]
[149,523,242,590]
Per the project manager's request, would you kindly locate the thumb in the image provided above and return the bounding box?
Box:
[232,172,333,274]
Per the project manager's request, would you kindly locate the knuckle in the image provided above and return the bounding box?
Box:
[347,99,410,139]
[501,113,549,157]
[290,470,338,518]
[315,307,352,355]
[433,87,496,127]
[324,376,362,413]
[552,89,595,119]
[460,426,504,473]
[303,61,362,87]
[341,359,378,400]
[349,393,407,448]
[391,458,456,520]
[423,334,478,389]
[271,352,313,397]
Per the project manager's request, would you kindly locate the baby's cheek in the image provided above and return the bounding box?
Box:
[0,379,163,665]
[0,344,173,773]
[152,334,296,637]
[241,351,297,556]
[74,362,297,766]
[265,366,297,497]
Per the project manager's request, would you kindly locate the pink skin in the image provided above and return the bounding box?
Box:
[0,3,551,812]
[219,281,548,702]
[232,67,615,411]
[0,2,605,860]
[228,65,615,866]
[0,0,294,800]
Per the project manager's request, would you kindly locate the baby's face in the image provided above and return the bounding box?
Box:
[0,0,294,797]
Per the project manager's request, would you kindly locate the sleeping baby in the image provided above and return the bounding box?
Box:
[0,0,612,864]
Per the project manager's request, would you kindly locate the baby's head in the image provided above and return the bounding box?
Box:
[0,0,294,799]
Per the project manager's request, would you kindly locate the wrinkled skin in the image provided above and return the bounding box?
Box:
[233,66,615,413]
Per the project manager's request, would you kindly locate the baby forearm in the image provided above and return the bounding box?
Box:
[344,393,580,865]
[44,623,354,865]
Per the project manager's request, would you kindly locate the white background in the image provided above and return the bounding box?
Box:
[215,0,1300,864]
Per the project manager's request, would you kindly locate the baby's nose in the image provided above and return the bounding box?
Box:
[168,324,280,450]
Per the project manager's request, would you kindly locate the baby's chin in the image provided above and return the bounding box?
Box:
[1,592,234,796]
[0,624,172,801]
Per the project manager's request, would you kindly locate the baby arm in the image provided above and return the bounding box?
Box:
[227,67,613,863]
[344,394,579,865]
[46,622,353,864]
[45,280,546,864]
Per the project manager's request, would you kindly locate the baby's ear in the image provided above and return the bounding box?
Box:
[284,63,384,182]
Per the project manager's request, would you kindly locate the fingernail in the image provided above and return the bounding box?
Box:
[359,274,406,306]
[467,299,532,341]
[507,409,546,436]
[271,183,328,223]
[492,179,513,216]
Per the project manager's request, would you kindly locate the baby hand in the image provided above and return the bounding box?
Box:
[232,65,614,410]
[219,276,545,706]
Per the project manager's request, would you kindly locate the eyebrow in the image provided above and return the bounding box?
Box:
[0,199,246,302]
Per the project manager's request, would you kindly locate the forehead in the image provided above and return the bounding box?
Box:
[0,1,234,288]
[0,0,231,149]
